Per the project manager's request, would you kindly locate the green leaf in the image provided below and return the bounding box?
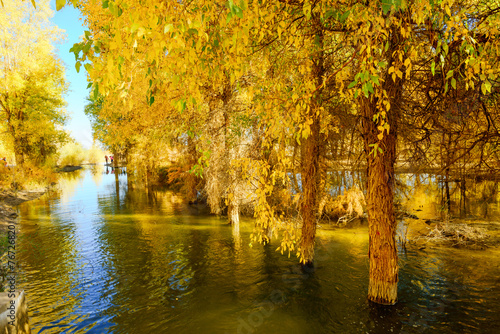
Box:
[348,81,357,89]
[87,82,93,89]
[446,70,453,79]
[431,61,435,76]
[369,143,379,157]
[83,41,92,54]
[367,82,374,94]
[340,10,350,22]
[233,6,243,19]
[378,61,387,68]
[69,42,84,61]
[451,78,456,89]
[381,1,392,15]
[325,9,336,19]
[102,0,109,8]
[149,96,155,106]
[362,83,369,97]
[93,83,99,100]
[84,63,92,72]
[56,0,66,11]
[75,61,81,73]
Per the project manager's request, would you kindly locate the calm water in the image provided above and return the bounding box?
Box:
[13,167,500,333]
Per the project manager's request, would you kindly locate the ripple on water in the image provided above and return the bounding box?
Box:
[14,168,500,334]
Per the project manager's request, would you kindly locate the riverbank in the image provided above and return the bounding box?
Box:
[0,189,45,237]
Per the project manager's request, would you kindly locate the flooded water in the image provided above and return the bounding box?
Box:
[13,167,500,333]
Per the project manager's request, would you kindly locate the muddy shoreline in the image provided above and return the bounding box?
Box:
[0,190,46,235]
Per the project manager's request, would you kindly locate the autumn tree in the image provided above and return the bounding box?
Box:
[70,0,500,306]
[0,0,68,166]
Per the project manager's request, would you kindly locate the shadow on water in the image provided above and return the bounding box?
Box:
[13,166,500,333]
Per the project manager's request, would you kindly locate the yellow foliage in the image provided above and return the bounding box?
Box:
[58,142,86,166]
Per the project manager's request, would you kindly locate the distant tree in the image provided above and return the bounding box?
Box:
[0,0,68,166]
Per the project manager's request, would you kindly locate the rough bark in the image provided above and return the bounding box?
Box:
[361,95,399,305]
[360,28,404,305]
[300,116,321,265]
[300,21,324,266]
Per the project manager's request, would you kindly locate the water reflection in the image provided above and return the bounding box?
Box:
[325,170,500,221]
[14,167,500,333]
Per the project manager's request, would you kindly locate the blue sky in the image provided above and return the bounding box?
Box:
[50,0,93,148]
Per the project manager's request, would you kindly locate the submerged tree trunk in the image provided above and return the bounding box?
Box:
[300,116,321,265]
[360,27,403,304]
[460,177,466,216]
[445,168,451,214]
[300,21,324,266]
[228,201,240,227]
[361,94,399,305]
[115,168,120,207]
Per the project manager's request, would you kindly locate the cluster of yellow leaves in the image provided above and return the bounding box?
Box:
[72,0,500,261]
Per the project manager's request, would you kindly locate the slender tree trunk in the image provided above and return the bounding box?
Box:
[13,137,24,166]
[228,201,240,227]
[300,21,324,266]
[186,135,198,202]
[460,177,466,216]
[115,168,120,207]
[445,168,451,214]
[300,116,320,265]
[361,94,399,305]
[360,27,404,304]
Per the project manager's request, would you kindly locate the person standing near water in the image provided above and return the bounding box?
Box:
[105,155,108,164]
[110,156,114,165]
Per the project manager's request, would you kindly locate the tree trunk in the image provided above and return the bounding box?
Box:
[361,94,399,305]
[228,201,240,227]
[115,168,120,207]
[231,202,242,250]
[445,168,451,214]
[186,135,198,202]
[359,24,405,305]
[13,137,24,166]
[300,116,320,266]
[299,21,324,266]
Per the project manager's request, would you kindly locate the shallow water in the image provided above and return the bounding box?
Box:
[13,167,500,333]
